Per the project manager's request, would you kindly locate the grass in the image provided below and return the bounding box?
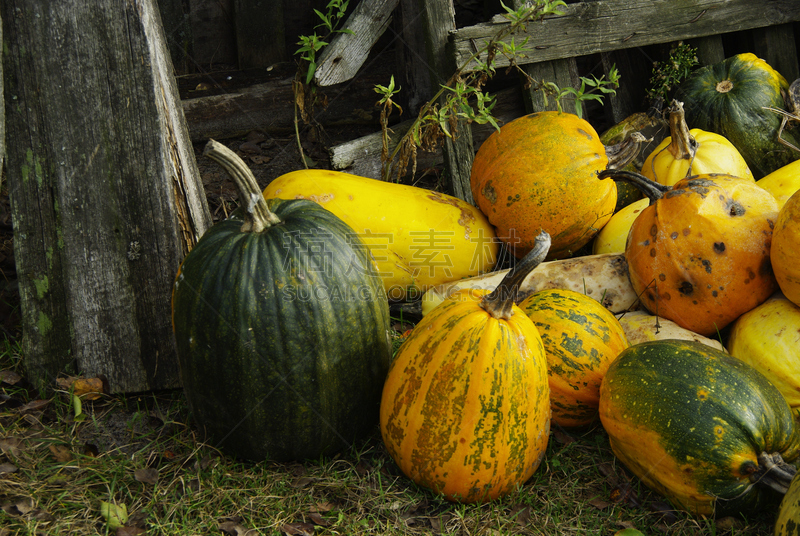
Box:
[0,334,782,536]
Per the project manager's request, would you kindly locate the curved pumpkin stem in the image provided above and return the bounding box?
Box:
[204,139,282,232]
[597,169,670,206]
[665,100,698,162]
[748,452,797,495]
[481,231,551,320]
[605,131,649,170]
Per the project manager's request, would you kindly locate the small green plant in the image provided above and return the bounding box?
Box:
[646,42,699,104]
[295,0,353,84]
[374,0,621,182]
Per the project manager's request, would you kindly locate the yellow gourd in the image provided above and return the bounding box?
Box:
[592,198,648,254]
[640,100,753,186]
[756,159,800,210]
[262,170,499,301]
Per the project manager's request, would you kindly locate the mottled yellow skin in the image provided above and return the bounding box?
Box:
[728,293,800,415]
[626,174,779,336]
[380,288,551,503]
[470,111,616,260]
[772,189,800,306]
[263,169,499,301]
[775,472,800,536]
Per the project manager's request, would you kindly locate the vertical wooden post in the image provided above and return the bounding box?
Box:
[512,0,579,115]
[2,0,212,393]
[412,0,475,204]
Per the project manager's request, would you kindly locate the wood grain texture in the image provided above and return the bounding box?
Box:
[451,0,800,71]
[2,0,212,393]
[314,0,401,86]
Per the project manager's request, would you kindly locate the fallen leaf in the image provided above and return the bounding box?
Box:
[2,497,34,516]
[0,437,22,457]
[716,516,743,531]
[509,505,532,525]
[281,522,314,536]
[552,428,576,444]
[134,467,159,485]
[17,399,50,414]
[0,370,21,385]
[290,476,316,489]
[219,520,259,536]
[116,527,147,536]
[249,155,271,165]
[588,497,612,510]
[307,512,329,526]
[100,501,129,530]
[49,444,73,463]
[0,462,18,474]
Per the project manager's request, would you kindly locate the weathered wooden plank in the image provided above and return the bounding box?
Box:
[314,0,400,86]
[414,0,475,203]
[511,0,578,115]
[3,0,212,393]
[451,0,800,71]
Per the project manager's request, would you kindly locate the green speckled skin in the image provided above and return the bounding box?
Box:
[599,339,800,517]
[675,53,800,179]
[172,197,392,462]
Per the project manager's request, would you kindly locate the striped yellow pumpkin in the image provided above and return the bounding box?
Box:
[518,289,629,428]
[379,233,552,503]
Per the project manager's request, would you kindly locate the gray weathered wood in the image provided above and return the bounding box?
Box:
[414,0,475,203]
[3,0,212,393]
[511,0,578,115]
[452,0,800,71]
[315,0,401,86]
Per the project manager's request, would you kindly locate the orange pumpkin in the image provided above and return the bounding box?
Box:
[470,112,617,260]
[772,188,800,306]
[518,289,629,428]
[380,233,552,503]
[601,170,779,336]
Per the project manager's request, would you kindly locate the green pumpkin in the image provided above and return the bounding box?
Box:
[599,339,800,517]
[674,53,800,179]
[172,141,392,462]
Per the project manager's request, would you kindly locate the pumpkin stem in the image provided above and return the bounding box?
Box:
[664,100,698,162]
[480,231,551,320]
[605,132,649,170]
[749,452,797,495]
[203,139,282,232]
[597,169,670,206]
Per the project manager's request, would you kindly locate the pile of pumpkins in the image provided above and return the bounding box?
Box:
[171,53,800,530]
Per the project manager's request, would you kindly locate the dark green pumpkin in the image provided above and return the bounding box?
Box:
[674,53,800,179]
[172,141,392,462]
[599,339,800,517]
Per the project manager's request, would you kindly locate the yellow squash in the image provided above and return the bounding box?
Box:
[640,100,753,186]
[262,170,499,301]
[757,159,800,210]
[728,293,800,418]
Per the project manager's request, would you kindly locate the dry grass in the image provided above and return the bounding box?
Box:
[0,336,781,536]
